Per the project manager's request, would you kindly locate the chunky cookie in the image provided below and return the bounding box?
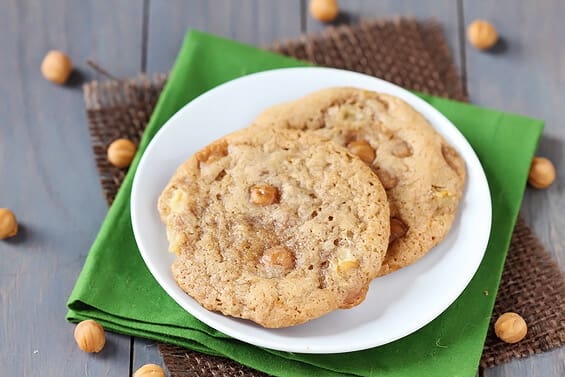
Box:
[158,128,390,328]
[253,87,466,275]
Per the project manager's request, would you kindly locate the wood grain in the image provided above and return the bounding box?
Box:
[463,0,565,266]
[463,0,565,376]
[1,0,562,375]
[135,0,304,372]
[146,0,303,73]
[0,0,143,375]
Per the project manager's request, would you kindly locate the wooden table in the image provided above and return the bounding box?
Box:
[1,1,563,376]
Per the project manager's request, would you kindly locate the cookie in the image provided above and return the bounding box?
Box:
[252,87,466,275]
[158,128,390,328]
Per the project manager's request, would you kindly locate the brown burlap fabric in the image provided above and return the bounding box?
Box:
[83,19,564,375]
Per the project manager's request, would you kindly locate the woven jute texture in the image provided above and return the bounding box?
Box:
[83,18,564,375]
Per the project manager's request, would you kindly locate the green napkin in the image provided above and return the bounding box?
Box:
[67,30,543,377]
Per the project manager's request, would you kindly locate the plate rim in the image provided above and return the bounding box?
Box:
[131,66,492,353]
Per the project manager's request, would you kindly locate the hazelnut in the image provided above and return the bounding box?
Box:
[347,140,376,164]
[0,208,18,240]
[133,364,166,377]
[249,184,279,205]
[528,156,556,189]
[309,0,339,23]
[41,50,73,84]
[74,319,106,353]
[467,20,499,50]
[494,312,527,343]
[107,138,137,168]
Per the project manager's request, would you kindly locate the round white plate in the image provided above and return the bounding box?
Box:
[131,67,491,354]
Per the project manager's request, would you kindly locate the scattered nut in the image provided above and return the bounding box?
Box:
[133,363,166,377]
[389,218,408,244]
[250,184,279,205]
[528,156,556,189]
[41,50,73,84]
[467,20,499,50]
[494,312,527,343]
[74,319,106,353]
[0,208,18,240]
[347,140,376,164]
[309,0,339,23]
[107,138,136,168]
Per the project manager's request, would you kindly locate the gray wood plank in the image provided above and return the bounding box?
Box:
[463,0,565,376]
[305,0,463,73]
[484,348,565,377]
[463,1,565,262]
[0,0,144,375]
[146,0,303,74]
[134,0,303,370]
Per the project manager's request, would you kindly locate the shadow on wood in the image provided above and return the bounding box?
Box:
[4,223,29,245]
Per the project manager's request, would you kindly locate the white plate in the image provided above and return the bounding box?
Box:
[131,67,491,354]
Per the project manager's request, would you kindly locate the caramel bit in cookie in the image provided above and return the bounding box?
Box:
[336,248,360,274]
[261,246,296,272]
[196,140,228,165]
[389,217,408,244]
[347,140,376,164]
[391,140,413,158]
[441,144,465,177]
[432,185,454,198]
[249,184,279,205]
[375,168,399,190]
[337,259,360,274]
[341,285,368,308]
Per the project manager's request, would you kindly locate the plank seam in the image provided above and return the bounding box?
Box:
[141,0,150,73]
[457,0,468,93]
[129,336,135,376]
[300,0,307,33]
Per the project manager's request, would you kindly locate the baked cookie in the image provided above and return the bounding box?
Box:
[253,87,466,275]
[158,128,390,328]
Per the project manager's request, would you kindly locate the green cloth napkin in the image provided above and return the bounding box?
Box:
[67,30,543,377]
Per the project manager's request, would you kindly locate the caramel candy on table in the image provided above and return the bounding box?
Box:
[528,156,556,189]
[309,0,339,23]
[494,312,528,344]
[41,50,73,84]
[133,364,166,377]
[0,208,18,240]
[74,319,106,353]
[107,138,137,168]
[467,19,499,50]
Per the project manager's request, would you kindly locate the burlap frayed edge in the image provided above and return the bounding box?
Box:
[83,74,167,204]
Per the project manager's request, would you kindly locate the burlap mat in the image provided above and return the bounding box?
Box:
[83,18,564,375]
